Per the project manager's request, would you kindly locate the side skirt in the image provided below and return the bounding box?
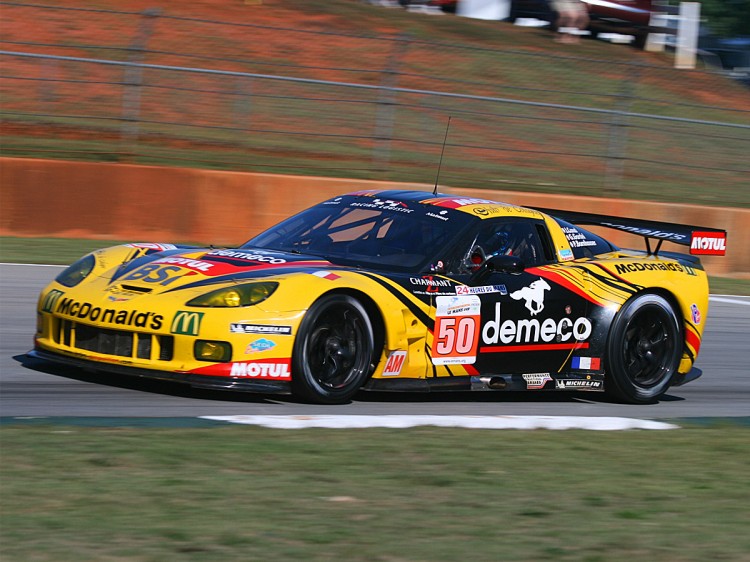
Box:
[364,374,605,392]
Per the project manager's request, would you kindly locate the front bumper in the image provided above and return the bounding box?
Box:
[28,348,292,394]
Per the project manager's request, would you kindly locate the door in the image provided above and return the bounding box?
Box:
[430,217,593,375]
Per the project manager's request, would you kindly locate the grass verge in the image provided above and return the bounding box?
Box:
[1,425,749,561]
[2,236,748,295]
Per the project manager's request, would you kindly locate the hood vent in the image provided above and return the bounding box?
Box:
[119,284,153,293]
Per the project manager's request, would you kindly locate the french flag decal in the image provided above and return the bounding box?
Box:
[572,357,601,370]
[312,271,341,281]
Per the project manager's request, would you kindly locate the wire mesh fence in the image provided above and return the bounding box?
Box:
[1,2,748,206]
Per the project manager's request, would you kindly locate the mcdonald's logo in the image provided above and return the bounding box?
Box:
[42,290,65,312]
[170,311,204,336]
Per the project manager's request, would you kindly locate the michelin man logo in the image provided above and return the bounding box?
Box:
[510,278,551,316]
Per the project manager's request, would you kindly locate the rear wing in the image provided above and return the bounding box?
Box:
[536,208,727,257]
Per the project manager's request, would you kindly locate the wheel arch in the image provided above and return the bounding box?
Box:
[312,287,386,373]
[606,287,685,342]
[604,288,686,403]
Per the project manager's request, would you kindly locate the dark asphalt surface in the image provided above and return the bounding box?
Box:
[2,263,749,419]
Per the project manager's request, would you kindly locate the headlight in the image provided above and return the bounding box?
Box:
[186,282,278,308]
[55,255,95,287]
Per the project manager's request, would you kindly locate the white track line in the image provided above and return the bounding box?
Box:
[201,415,678,430]
[709,296,750,305]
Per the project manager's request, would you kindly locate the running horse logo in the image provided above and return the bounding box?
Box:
[510,278,551,316]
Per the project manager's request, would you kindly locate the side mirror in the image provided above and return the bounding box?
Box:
[486,254,525,274]
[469,254,525,285]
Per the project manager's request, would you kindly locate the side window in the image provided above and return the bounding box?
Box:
[448,219,548,274]
[535,223,556,263]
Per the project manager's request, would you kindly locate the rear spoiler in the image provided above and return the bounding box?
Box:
[536,208,727,257]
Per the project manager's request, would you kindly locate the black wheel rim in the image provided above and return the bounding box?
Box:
[621,305,677,387]
[306,303,369,391]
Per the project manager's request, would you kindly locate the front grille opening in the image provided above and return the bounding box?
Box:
[76,324,133,357]
[158,335,174,361]
[136,333,151,359]
[62,319,72,347]
[50,318,174,363]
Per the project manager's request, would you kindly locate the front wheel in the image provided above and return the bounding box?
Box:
[606,293,682,404]
[292,294,374,404]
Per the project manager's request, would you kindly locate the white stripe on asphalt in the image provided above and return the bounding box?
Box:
[0,263,66,267]
[201,415,678,430]
[709,296,750,305]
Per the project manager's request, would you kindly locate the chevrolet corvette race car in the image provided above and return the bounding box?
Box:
[31,190,727,404]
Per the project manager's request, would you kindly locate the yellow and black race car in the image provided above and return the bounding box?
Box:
[31,190,727,404]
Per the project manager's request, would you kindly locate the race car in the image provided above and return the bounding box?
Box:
[31,190,727,404]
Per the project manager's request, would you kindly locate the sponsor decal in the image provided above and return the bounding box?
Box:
[350,198,413,213]
[41,289,64,313]
[562,226,598,248]
[323,197,343,205]
[690,232,726,256]
[126,243,177,251]
[470,205,542,219]
[432,295,482,365]
[684,265,697,276]
[510,278,551,316]
[523,373,552,389]
[106,286,146,302]
[205,249,287,264]
[122,264,192,286]
[170,311,204,336]
[456,284,508,296]
[559,248,574,261]
[600,223,687,243]
[411,275,454,295]
[482,303,593,349]
[411,276,452,288]
[571,356,601,370]
[691,304,701,325]
[382,350,407,376]
[246,338,276,353]
[614,262,685,275]
[431,197,497,209]
[312,271,341,281]
[230,360,292,380]
[556,379,603,390]
[55,297,164,330]
[152,256,214,273]
[230,323,292,335]
[426,210,450,221]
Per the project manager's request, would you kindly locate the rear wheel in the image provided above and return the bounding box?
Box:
[292,294,374,404]
[606,293,682,404]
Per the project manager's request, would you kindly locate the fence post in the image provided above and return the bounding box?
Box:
[603,65,638,197]
[372,33,411,178]
[120,8,161,160]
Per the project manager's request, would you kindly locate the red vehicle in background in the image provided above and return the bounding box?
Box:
[430,0,673,48]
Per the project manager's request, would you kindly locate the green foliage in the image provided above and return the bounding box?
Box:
[691,0,750,37]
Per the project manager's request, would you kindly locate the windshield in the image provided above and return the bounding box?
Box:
[243,194,475,272]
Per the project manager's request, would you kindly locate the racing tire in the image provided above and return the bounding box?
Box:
[605,293,682,404]
[292,294,374,404]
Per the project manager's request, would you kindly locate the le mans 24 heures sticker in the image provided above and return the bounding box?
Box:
[433,295,481,365]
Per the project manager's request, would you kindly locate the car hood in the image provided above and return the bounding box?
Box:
[108,247,338,294]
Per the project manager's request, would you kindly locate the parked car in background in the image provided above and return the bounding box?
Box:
[431,0,674,48]
[510,0,676,47]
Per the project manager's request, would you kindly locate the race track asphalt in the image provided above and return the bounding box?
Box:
[2,263,749,420]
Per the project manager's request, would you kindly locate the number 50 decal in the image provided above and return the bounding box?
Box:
[432,295,481,365]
